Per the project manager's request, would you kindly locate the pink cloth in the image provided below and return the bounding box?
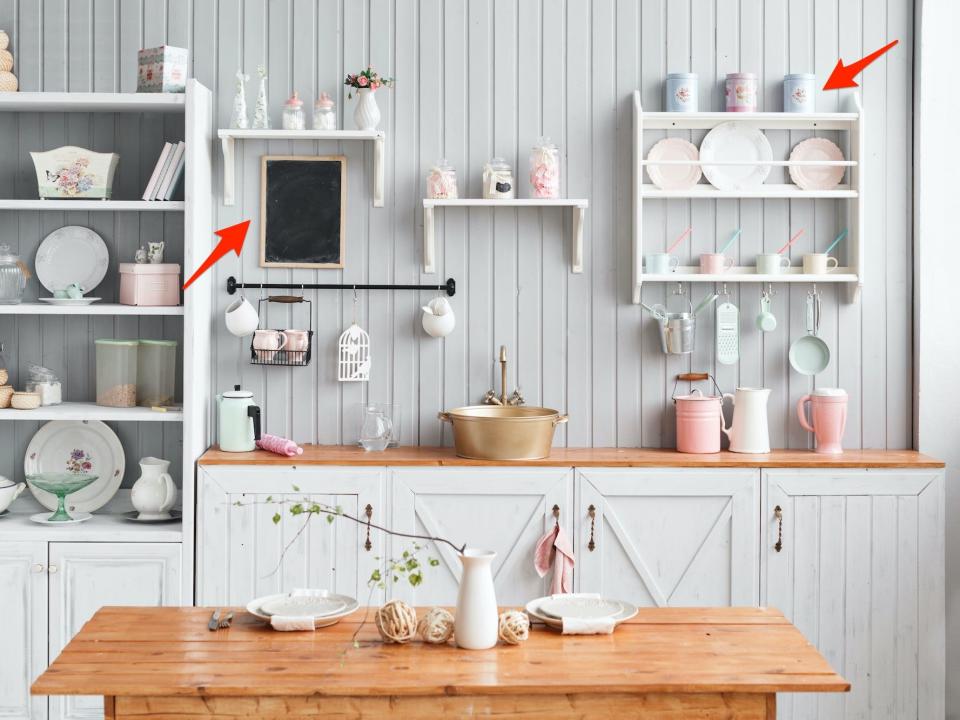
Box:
[534,522,575,594]
[256,434,304,457]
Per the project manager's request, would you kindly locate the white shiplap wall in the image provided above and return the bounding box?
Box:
[0,0,912,458]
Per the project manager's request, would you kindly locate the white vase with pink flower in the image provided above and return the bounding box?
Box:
[345,66,393,131]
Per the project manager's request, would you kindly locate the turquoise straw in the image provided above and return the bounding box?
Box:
[824,228,847,255]
[718,228,742,255]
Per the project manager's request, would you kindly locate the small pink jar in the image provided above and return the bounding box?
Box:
[674,387,725,454]
[725,73,758,112]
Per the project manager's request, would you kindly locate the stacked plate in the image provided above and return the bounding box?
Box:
[246,590,359,629]
[525,593,638,631]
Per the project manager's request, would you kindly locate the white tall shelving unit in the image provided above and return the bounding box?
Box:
[0,81,214,603]
[632,89,865,304]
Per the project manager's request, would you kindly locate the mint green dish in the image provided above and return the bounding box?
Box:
[26,473,98,522]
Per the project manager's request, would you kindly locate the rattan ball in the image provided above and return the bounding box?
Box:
[0,367,8,385]
[0,385,13,409]
[0,50,12,72]
[0,71,18,92]
[375,600,417,644]
[417,607,455,644]
[498,609,530,645]
[0,30,8,51]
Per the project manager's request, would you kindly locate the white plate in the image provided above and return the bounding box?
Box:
[538,596,622,621]
[260,595,349,618]
[525,595,638,631]
[25,420,125,513]
[700,122,773,191]
[37,297,102,306]
[246,592,360,629]
[30,511,92,525]
[788,137,845,190]
[35,226,109,294]
[121,510,182,523]
[646,138,702,191]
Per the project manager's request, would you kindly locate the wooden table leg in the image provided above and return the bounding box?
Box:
[104,696,115,720]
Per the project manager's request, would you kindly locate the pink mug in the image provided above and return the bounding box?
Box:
[699,253,735,275]
[797,389,848,454]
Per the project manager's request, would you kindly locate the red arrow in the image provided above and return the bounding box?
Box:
[182,220,250,290]
[823,39,898,90]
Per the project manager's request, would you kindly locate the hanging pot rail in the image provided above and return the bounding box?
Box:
[226,276,456,296]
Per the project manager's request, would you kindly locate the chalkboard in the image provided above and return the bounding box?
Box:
[259,155,346,268]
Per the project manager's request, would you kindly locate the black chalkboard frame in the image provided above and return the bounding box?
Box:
[259,154,347,269]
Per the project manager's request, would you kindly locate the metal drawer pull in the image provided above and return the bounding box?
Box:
[774,505,783,553]
[364,504,373,552]
[551,504,560,528]
[587,504,597,552]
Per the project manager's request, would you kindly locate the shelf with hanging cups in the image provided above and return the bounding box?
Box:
[632,90,864,303]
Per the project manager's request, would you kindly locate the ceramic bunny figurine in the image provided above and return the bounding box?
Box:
[147,241,165,264]
[134,246,148,264]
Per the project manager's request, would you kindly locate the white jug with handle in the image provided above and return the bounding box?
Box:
[722,387,771,453]
[131,457,177,520]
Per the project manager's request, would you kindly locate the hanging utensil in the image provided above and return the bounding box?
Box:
[692,292,719,316]
[788,288,830,375]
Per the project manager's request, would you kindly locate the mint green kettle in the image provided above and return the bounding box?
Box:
[216,385,261,452]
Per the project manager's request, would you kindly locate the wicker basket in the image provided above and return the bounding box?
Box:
[11,391,40,410]
[0,384,13,408]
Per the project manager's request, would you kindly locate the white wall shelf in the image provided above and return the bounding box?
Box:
[0,199,185,211]
[0,303,183,316]
[632,90,865,304]
[0,92,186,113]
[421,198,589,274]
[0,402,183,422]
[217,128,384,207]
[0,512,182,542]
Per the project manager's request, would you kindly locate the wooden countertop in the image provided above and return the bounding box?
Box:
[199,444,944,468]
[33,606,849,698]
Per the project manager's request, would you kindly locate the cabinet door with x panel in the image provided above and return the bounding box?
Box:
[576,468,759,606]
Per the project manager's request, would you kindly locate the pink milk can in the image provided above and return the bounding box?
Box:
[797,388,848,454]
[673,373,725,454]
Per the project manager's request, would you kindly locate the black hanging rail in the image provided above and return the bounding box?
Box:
[226,276,456,296]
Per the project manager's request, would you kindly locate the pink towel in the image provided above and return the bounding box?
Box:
[534,522,575,594]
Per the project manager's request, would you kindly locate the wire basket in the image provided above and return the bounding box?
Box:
[250,296,313,367]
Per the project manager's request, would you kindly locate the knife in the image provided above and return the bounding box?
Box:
[207,609,221,631]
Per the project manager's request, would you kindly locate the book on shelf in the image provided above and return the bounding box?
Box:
[157,142,186,200]
[142,142,174,200]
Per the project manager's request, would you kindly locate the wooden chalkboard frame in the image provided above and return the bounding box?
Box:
[259,154,347,269]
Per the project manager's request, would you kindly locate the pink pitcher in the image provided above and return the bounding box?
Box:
[797,388,848,454]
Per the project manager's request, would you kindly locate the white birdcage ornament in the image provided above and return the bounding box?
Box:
[338,291,370,382]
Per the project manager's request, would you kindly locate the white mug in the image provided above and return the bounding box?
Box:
[756,253,791,275]
[253,329,288,351]
[284,329,310,352]
[645,253,680,274]
[803,253,839,274]
[225,296,259,337]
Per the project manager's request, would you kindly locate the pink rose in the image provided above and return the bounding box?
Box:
[358,75,369,87]
[370,80,380,90]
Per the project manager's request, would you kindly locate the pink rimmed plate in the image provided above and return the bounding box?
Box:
[788,137,845,190]
[646,138,702,191]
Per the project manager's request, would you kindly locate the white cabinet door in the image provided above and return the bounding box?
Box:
[390,468,574,605]
[576,468,759,607]
[0,542,47,720]
[48,542,181,720]
[762,469,945,720]
[196,467,385,606]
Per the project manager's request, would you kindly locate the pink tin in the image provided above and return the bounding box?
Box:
[119,263,181,306]
[725,73,758,112]
[797,388,848,454]
[673,374,726,454]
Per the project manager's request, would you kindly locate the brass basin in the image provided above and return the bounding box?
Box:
[438,405,569,460]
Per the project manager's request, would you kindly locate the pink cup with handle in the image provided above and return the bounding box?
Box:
[797,388,848,454]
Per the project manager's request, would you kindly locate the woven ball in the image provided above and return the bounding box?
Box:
[0,30,8,51]
[0,71,17,92]
[498,609,530,645]
[0,368,7,385]
[417,607,455,644]
[375,600,417,644]
[0,50,12,72]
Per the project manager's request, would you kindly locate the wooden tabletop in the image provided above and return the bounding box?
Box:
[33,606,849,698]
[198,444,944,468]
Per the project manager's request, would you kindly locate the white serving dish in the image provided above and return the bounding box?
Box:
[246,591,359,629]
[525,594,638,630]
[30,146,119,199]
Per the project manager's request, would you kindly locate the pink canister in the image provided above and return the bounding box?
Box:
[673,374,726,454]
[726,73,758,112]
[797,388,848,454]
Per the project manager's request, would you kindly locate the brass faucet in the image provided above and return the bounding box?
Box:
[482,345,524,406]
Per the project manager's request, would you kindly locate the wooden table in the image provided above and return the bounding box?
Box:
[33,606,848,720]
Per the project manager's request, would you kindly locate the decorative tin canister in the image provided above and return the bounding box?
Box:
[31,146,119,199]
[725,73,758,112]
[137,45,188,93]
[666,73,698,112]
[783,73,815,113]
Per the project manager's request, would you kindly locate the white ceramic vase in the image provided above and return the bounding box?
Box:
[131,457,177,520]
[454,549,498,649]
[353,88,381,131]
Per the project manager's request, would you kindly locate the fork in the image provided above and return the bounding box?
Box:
[218,611,234,629]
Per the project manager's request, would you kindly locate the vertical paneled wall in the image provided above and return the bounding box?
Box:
[0,0,912,454]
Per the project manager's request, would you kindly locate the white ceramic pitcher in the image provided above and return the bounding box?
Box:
[131,457,177,520]
[722,387,771,454]
[454,549,498,649]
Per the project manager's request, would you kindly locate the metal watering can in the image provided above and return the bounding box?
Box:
[642,292,718,355]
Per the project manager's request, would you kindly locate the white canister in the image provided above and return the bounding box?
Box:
[783,73,815,113]
[666,73,698,112]
[725,73,758,112]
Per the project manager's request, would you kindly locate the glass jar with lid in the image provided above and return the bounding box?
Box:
[426,158,458,199]
[137,339,178,407]
[482,157,514,199]
[95,339,139,407]
[282,91,306,130]
[312,92,337,130]
[529,137,560,198]
[0,244,27,304]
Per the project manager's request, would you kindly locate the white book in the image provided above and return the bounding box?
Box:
[162,143,187,201]
[155,141,185,201]
[142,142,174,201]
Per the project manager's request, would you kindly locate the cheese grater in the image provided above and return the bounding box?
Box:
[716,301,740,365]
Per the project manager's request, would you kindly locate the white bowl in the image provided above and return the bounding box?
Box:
[0,478,26,513]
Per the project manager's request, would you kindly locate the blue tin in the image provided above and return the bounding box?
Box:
[784,73,816,113]
[666,73,698,112]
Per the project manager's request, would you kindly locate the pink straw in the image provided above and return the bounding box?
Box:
[665,227,692,255]
[777,228,805,255]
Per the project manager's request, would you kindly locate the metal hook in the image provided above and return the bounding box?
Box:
[722,282,728,297]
